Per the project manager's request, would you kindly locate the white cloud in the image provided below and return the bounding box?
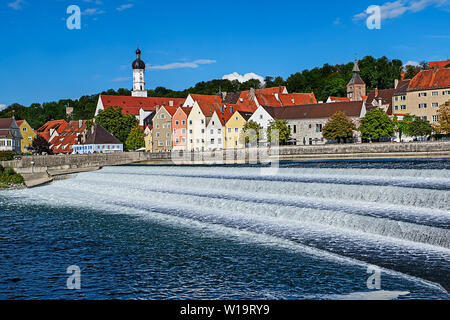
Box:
[404,60,420,67]
[148,59,216,70]
[333,17,341,25]
[354,0,448,21]
[112,77,131,82]
[117,4,134,11]
[82,8,105,15]
[82,0,103,4]
[222,72,265,84]
[0,104,7,111]
[7,0,25,10]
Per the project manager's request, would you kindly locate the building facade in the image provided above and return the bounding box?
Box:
[73,124,123,154]
[205,112,226,151]
[152,106,177,152]
[225,111,252,149]
[16,120,36,153]
[172,107,191,151]
[0,119,22,153]
[347,59,366,102]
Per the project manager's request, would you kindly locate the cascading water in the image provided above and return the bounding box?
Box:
[1,160,449,299]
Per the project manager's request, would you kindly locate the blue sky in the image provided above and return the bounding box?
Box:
[1,0,450,107]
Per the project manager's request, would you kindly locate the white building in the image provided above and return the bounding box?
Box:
[248,105,276,142]
[73,124,123,154]
[132,48,147,97]
[0,118,22,153]
[205,112,225,151]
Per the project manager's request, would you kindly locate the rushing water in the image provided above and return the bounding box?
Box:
[0,159,449,300]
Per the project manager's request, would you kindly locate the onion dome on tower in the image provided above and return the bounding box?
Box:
[132,48,146,70]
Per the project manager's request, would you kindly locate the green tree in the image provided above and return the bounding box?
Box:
[267,119,290,145]
[95,106,138,143]
[241,120,262,146]
[359,108,395,142]
[322,111,356,143]
[433,100,450,135]
[408,116,433,139]
[125,126,145,151]
[394,115,413,141]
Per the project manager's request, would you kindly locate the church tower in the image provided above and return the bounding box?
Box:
[132,48,147,97]
[347,58,366,101]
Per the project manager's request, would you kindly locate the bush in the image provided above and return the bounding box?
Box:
[9,174,24,184]
[0,165,3,174]
[4,167,15,176]
[0,151,17,161]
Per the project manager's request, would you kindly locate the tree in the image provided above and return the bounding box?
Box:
[408,116,433,139]
[322,111,356,143]
[241,121,262,146]
[95,106,138,143]
[359,108,395,142]
[267,119,290,145]
[433,100,450,135]
[125,126,145,151]
[394,115,413,141]
[30,135,52,155]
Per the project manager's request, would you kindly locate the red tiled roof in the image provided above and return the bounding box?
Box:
[256,93,282,107]
[51,134,79,154]
[100,95,186,116]
[408,68,450,90]
[38,120,68,134]
[328,96,350,102]
[38,131,51,141]
[189,94,222,104]
[279,93,317,106]
[159,106,179,117]
[15,120,24,126]
[429,60,450,69]
[263,101,364,120]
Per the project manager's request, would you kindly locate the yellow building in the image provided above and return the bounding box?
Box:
[225,111,252,149]
[144,126,152,152]
[16,120,36,153]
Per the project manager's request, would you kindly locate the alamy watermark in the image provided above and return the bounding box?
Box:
[366,5,381,30]
[66,265,81,290]
[66,5,81,30]
[366,265,381,290]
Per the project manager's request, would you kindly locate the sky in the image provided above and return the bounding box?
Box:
[0,0,450,107]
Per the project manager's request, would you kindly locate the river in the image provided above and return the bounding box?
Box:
[0,159,449,299]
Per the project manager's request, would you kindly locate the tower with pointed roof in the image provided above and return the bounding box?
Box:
[347,58,366,101]
[132,48,147,97]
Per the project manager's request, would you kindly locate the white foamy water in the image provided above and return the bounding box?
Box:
[3,164,450,297]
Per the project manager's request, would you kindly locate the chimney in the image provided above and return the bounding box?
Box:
[375,88,379,97]
[79,120,83,128]
[169,100,173,107]
[394,79,399,89]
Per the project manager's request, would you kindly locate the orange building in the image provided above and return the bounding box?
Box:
[172,107,192,150]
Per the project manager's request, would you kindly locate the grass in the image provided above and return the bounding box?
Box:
[0,165,24,187]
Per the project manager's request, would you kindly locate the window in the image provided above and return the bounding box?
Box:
[432,102,439,107]
[401,96,406,101]
[201,120,204,124]
[210,129,214,134]
[162,124,166,129]
[401,105,406,110]
[228,128,231,133]
[161,114,165,119]
[182,128,186,134]
[432,91,438,96]
[395,97,398,101]
[394,105,399,111]
[175,120,179,125]
[419,103,427,109]
[156,124,160,129]
[235,128,238,133]
[308,124,312,129]
[260,114,263,119]
[218,138,222,144]
[22,127,27,131]
[418,92,427,97]
[316,124,322,133]
[444,90,450,95]
[156,133,160,138]
[201,129,205,134]
[235,116,238,121]
[166,141,170,146]
[182,120,186,125]
[189,129,192,134]
[189,120,193,125]
[432,115,438,122]
[158,141,163,146]
[166,133,170,138]
[182,138,185,143]
[293,125,297,134]
[212,121,215,125]
[218,129,222,134]
[173,129,177,134]
[211,139,215,144]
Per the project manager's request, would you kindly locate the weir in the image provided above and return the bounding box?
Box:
[1,141,449,187]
